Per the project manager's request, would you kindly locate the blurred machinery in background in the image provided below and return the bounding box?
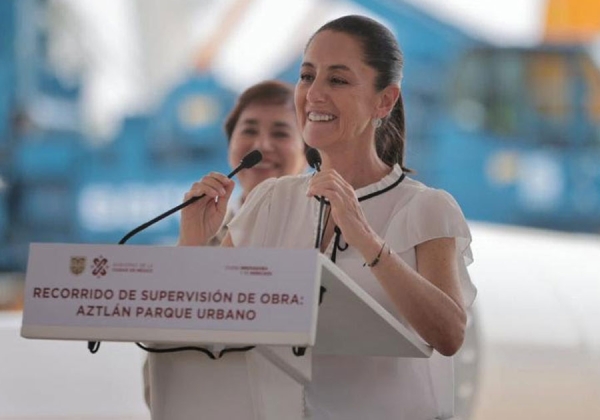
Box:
[544,0,600,43]
[414,43,600,231]
[0,0,235,272]
[0,1,15,271]
[343,0,600,234]
[2,0,599,272]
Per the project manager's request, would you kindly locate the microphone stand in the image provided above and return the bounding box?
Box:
[88,151,262,354]
[315,189,325,249]
[294,148,326,357]
[117,162,248,245]
[306,148,325,249]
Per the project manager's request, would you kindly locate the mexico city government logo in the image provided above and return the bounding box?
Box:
[91,256,109,278]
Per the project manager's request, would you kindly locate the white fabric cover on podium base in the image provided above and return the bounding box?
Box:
[149,346,308,420]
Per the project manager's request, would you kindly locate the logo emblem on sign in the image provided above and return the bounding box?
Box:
[70,256,86,275]
[91,256,109,278]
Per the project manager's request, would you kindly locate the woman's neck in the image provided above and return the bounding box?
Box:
[321,147,391,189]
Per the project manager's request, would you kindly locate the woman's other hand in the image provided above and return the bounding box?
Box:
[178,172,235,246]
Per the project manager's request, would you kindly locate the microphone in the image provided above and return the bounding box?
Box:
[306,147,321,172]
[118,150,262,245]
[87,149,262,354]
[306,148,325,249]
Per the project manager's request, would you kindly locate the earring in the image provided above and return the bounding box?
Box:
[371,118,382,128]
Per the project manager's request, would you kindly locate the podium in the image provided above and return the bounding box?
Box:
[21,243,432,419]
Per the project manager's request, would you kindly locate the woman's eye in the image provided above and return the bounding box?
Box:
[331,76,347,85]
[300,73,314,82]
[272,131,290,139]
[241,128,258,136]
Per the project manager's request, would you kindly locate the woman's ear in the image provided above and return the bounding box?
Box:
[376,84,401,118]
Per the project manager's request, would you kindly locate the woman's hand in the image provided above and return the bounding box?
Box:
[306,169,374,250]
[178,172,235,246]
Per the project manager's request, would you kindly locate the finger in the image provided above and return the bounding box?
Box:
[215,182,235,213]
[309,169,352,190]
[315,168,347,185]
[307,172,335,192]
[311,187,346,210]
[223,177,236,194]
[308,178,349,199]
[184,186,214,203]
[207,171,232,184]
[188,176,230,199]
[203,173,233,194]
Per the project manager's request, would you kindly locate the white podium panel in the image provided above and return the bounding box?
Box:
[21,243,431,358]
[315,257,432,358]
[21,244,321,347]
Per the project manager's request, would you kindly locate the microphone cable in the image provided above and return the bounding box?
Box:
[293,148,328,357]
[306,148,326,249]
[88,150,263,356]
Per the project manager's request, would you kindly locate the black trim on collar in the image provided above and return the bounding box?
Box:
[358,172,405,202]
[311,171,406,205]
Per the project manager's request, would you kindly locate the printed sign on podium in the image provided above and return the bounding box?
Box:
[21,244,321,347]
[22,243,432,358]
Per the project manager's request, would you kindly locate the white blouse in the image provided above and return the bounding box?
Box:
[228,164,475,420]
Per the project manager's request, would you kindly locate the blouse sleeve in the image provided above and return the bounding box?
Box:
[387,188,476,307]
[227,178,277,247]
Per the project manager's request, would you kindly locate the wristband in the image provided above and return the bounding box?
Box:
[363,242,388,268]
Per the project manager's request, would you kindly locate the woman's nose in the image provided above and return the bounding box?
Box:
[255,134,275,152]
[306,80,326,103]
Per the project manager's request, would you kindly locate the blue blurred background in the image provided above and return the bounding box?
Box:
[1,0,599,274]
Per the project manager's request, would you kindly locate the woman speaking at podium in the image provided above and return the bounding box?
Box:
[178,15,475,420]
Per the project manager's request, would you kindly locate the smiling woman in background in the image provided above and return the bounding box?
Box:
[225,81,308,200]
[192,79,308,246]
[144,79,307,410]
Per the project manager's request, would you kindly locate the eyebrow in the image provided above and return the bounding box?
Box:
[240,118,292,129]
[301,62,352,72]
